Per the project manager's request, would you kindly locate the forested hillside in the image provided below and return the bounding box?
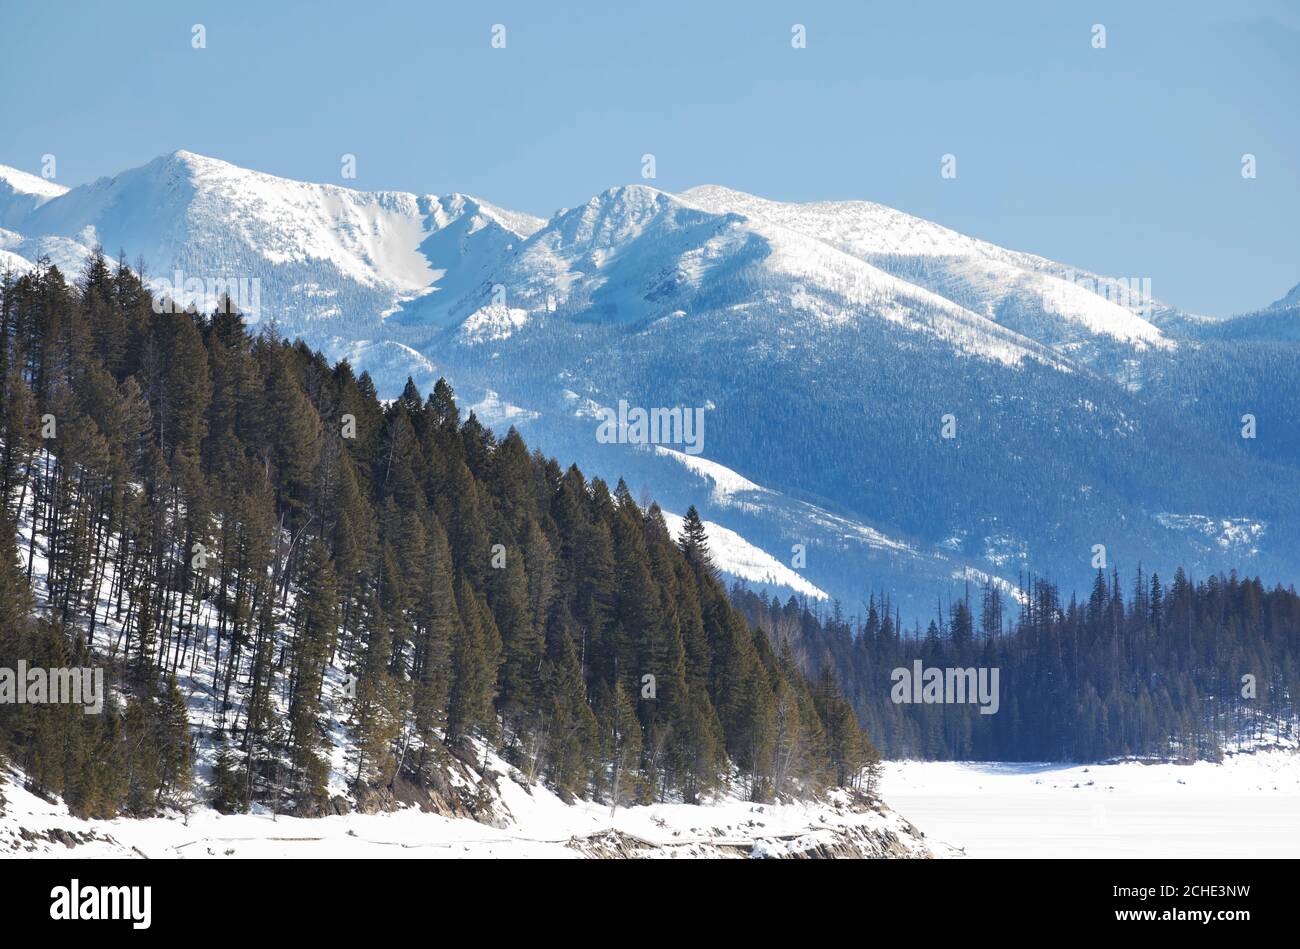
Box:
[0,252,874,820]
[735,569,1300,762]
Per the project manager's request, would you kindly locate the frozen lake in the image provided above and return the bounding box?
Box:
[882,752,1300,858]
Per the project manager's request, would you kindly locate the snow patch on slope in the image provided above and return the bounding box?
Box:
[1155,513,1266,556]
[653,447,769,505]
[469,390,539,428]
[660,509,827,600]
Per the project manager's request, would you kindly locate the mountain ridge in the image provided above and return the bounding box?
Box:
[3,150,1297,615]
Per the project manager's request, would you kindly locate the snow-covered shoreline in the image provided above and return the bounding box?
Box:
[8,749,1297,859]
[1,757,932,859]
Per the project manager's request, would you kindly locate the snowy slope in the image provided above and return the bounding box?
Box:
[681,185,1173,355]
[659,509,828,600]
[0,163,68,229]
[0,245,33,276]
[0,227,94,277]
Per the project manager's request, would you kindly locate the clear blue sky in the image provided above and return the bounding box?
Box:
[3,0,1296,316]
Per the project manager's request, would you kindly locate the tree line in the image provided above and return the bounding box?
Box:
[734,565,1300,762]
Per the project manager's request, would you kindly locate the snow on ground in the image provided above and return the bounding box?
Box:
[1,747,929,859]
[659,510,827,600]
[653,447,770,506]
[1155,513,1266,557]
[469,389,540,428]
[10,451,357,806]
[882,750,1300,858]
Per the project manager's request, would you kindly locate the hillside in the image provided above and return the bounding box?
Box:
[0,258,876,829]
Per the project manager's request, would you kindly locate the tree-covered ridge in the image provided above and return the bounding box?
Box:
[734,567,1300,762]
[0,252,875,819]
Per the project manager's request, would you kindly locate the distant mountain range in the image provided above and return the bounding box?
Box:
[4,151,1298,616]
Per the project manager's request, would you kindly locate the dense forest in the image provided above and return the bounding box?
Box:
[0,253,875,820]
[734,568,1300,762]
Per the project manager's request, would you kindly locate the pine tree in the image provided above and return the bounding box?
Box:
[409,514,456,779]
[447,575,500,744]
[349,585,404,788]
[540,605,598,798]
[157,672,194,809]
[677,504,716,579]
[286,540,338,809]
[602,679,643,809]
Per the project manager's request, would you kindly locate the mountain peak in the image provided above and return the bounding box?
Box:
[147,149,310,190]
[161,149,237,174]
[437,192,545,240]
[588,183,678,214]
[547,183,717,250]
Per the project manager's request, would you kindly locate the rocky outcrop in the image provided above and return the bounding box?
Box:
[564,795,935,859]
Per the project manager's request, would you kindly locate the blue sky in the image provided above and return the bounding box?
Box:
[3,0,1296,316]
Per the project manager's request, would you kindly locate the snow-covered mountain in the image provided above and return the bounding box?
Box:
[4,151,1297,614]
[680,184,1175,357]
[377,182,1298,613]
[2,150,541,331]
[432,183,1071,368]
[0,152,1172,362]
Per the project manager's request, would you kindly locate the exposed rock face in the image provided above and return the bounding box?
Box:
[563,794,935,859]
[323,743,512,823]
[567,825,933,859]
[565,820,933,859]
[320,752,934,859]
